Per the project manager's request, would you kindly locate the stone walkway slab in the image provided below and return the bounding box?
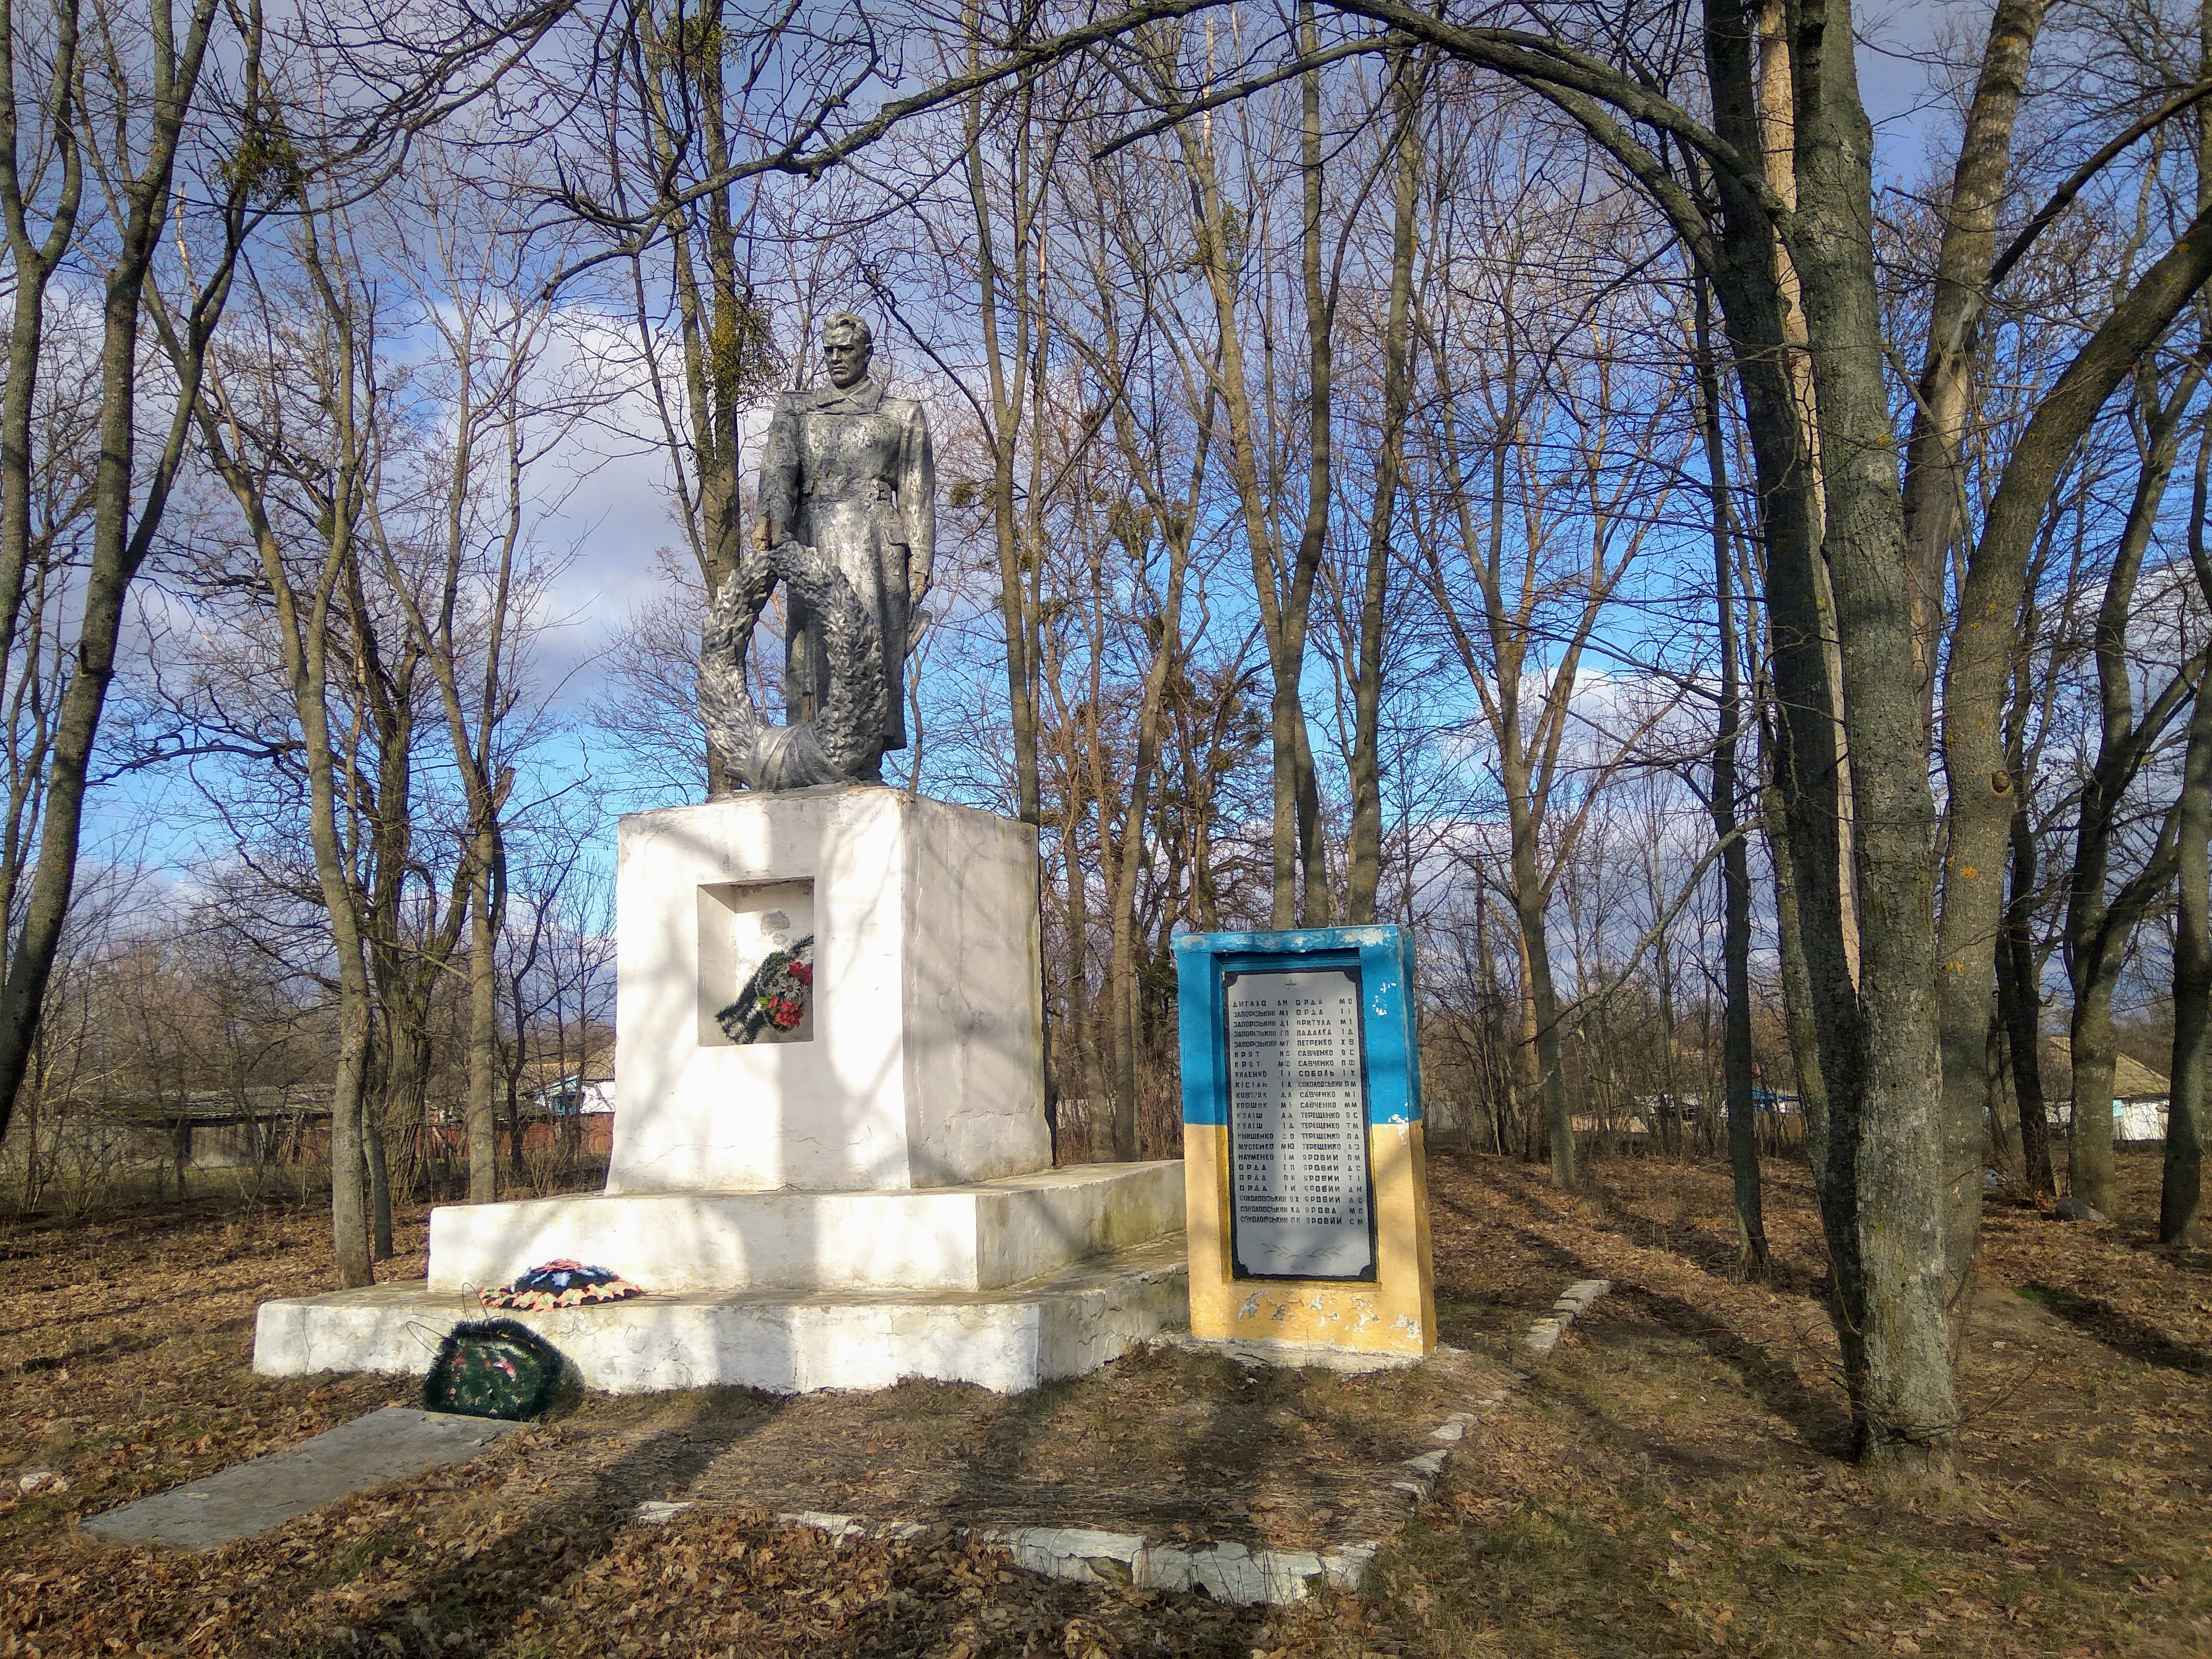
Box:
[84,1407,519,1552]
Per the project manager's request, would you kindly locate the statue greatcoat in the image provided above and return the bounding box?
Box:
[757,377,935,749]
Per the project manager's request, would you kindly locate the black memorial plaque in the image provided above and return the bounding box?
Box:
[1223,966,1376,1280]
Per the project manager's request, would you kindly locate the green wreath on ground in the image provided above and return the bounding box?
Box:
[421,1318,568,1421]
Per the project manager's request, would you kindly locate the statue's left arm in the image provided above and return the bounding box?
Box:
[758,394,803,546]
[901,402,936,612]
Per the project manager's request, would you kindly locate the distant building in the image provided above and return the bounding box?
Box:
[531,1073,614,1116]
[2045,1036,2170,1142]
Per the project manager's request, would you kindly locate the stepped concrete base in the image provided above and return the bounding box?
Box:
[427,1161,1184,1297]
[254,1236,1188,1395]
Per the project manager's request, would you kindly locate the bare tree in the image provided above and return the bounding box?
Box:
[0,0,246,1146]
[365,135,602,1203]
[187,203,385,1286]
[1405,119,1690,1190]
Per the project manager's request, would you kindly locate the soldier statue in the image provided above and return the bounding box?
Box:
[700,312,937,791]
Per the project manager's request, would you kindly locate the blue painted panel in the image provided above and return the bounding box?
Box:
[1171,926,1420,1128]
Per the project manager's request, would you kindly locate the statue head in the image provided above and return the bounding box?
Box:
[820,312,874,390]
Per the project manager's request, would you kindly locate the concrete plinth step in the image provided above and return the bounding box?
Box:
[427,1159,1185,1297]
[256,1234,1190,1396]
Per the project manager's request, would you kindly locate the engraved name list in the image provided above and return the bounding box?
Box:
[1223,966,1375,1280]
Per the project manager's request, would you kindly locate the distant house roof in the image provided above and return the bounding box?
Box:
[2047,1035,2171,1101]
[94,1085,335,1127]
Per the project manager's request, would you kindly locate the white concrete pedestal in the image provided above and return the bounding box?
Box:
[611,786,1052,1193]
[253,787,1189,1395]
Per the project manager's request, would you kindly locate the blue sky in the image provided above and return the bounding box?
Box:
[91,1,1957,903]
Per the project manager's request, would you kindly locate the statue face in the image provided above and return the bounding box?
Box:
[822,330,872,390]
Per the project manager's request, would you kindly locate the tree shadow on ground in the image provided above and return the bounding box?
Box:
[1427,1186,1582,1305]
[2020,1283,2212,1376]
[1581,1181,1832,1303]
[920,1342,1426,1553]
[331,1387,783,1654]
[1536,1350,1802,1481]
[1434,1179,1856,1460]
[1600,1282,1854,1459]
[1472,1149,1830,1303]
[10,1281,282,1346]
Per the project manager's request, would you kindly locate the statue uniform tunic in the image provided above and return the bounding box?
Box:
[757,378,935,749]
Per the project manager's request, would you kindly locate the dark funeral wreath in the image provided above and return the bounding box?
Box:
[717,934,815,1042]
[421,1319,568,1421]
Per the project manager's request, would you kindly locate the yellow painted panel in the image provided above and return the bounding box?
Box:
[1182,1120,1436,1358]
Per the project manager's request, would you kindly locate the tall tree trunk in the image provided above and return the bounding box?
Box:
[2066,839,2189,1217]
[363,1024,393,1259]
[0,0,83,727]
[1983,1007,2017,1174]
[2162,668,2211,1243]
[961,48,1045,822]
[1919,0,2051,1346]
[1509,902,1539,1161]
[1756,0,1958,1462]
[960,54,1058,1147]
[1346,49,1421,924]
[632,2,773,798]
[1159,10,1333,929]
[1289,0,1334,927]
[1696,281,1769,1274]
[1996,803,2056,1196]
[1761,724,1829,1175]
[466,838,501,1203]
[1059,765,1096,1156]
[506,1054,528,1188]
[1702,0,1873,1429]
[1900,0,2049,699]
[1943,295,2212,1329]
[0,0,226,1144]
[383,1022,436,1200]
[2068,986,2121,1212]
[1106,624,1178,1158]
[2161,0,2212,1247]
[2061,385,2207,1215]
[1085,275,1210,1162]
[1504,790,1572,1189]
[200,422,374,1288]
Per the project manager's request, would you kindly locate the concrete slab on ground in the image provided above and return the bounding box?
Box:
[83,1407,518,1552]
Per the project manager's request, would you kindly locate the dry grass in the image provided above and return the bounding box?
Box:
[665,1340,1516,1549]
[7,1150,2211,1655]
[1337,1151,2212,1658]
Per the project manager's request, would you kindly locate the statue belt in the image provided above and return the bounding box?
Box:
[800,480,896,504]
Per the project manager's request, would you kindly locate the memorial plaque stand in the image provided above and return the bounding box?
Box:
[1173,926,1437,1362]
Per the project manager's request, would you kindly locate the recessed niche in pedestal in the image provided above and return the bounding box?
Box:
[610,788,1053,1193]
[697,877,816,1046]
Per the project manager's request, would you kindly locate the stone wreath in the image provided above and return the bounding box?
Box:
[700,537,889,791]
